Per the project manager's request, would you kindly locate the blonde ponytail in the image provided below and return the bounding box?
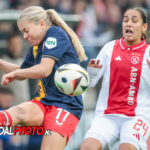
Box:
[46,9,88,62]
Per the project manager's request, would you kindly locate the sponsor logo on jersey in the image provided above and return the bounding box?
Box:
[45,37,57,49]
[114,56,121,61]
[131,56,140,64]
[127,67,138,105]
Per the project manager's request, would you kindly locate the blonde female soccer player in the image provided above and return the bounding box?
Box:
[0,6,87,150]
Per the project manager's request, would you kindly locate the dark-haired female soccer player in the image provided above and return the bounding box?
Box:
[81,8,150,150]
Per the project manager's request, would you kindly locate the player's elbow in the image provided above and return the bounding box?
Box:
[40,73,49,78]
[40,69,51,78]
[37,63,53,78]
[16,77,26,80]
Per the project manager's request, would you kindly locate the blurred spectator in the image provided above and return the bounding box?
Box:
[117,0,149,15]
[58,0,73,14]
[76,0,116,48]
[0,87,28,150]
[104,0,121,27]
[0,32,30,150]
[71,0,87,32]
[129,0,149,9]
[0,23,13,39]
[0,87,14,150]
[0,0,9,9]
[75,0,120,68]
[42,0,74,14]
[73,0,87,15]
[9,0,21,9]
[9,0,41,10]
[0,86,14,109]
[27,133,42,150]
[117,0,131,15]
[41,0,60,11]
[0,32,30,105]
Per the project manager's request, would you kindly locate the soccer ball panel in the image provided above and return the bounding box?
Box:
[54,64,89,96]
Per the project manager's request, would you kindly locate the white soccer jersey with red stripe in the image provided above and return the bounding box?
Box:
[88,37,150,121]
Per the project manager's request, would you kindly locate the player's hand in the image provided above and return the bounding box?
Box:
[1,72,16,86]
[146,51,150,68]
[88,59,102,69]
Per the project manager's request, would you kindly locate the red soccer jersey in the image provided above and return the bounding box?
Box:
[88,37,150,120]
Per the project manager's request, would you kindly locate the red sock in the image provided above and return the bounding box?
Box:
[0,111,12,127]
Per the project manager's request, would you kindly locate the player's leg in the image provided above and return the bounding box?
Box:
[0,100,45,126]
[41,106,79,150]
[119,116,150,150]
[41,132,67,150]
[119,143,137,150]
[147,135,150,150]
[80,115,119,150]
[80,138,102,150]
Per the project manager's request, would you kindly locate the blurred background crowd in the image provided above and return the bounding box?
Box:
[0,0,150,150]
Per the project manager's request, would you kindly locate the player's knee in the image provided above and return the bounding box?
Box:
[80,141,91,150]
[14,106,29,123]
[119,143,137,150]
[80,139,102,150]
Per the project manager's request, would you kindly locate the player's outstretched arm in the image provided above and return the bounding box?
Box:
[87,59,103,88]
[1,58,55,85]
[0,59,20,73]
[88,59,103,68]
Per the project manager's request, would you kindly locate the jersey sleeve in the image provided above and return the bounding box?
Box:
[88,43,108,87]
[21,47,34,69]
[42,29,70,61]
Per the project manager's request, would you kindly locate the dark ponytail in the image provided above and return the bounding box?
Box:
[134,8,150,44]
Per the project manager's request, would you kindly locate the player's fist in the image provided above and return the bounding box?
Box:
[88,59,102,69]
[1,72,15,86]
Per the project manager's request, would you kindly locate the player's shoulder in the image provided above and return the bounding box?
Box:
[46,26,67,37]
[146,44,150,49]
[144,44,150,56]
[103,40,116,48]
[101,40,116,53]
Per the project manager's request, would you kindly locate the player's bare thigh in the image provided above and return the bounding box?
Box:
[80,138,102,150]
[119,143,137,150]
[6,101,44,126]
[41,131,67,150]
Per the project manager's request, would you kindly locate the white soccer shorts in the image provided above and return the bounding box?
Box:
[84,114,150,150]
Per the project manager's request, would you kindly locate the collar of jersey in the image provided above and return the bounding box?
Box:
[120,36,146,51]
